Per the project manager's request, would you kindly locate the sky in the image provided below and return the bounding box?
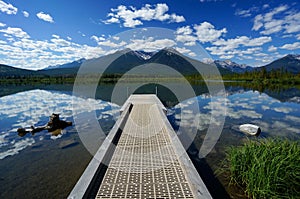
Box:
[0,0,300,70]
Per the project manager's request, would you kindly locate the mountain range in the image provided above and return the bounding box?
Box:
[0,48,299,77]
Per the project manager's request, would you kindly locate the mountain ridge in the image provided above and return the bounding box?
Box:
[261,54,300,74]
[1,50,300,77]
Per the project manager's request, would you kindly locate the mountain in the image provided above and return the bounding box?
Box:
[261,54,300,74]
[213,60,254,73]
[38,58,86,77]
[133,51,156,60]
[66,48,233,76]
[44,58,86,70]
[103,49,146,74]
[0,64,41,77]
[0,48,234,78]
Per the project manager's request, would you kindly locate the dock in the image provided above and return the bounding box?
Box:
[68,94,211,199]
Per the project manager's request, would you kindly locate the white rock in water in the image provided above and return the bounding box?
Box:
[239,124,261,136]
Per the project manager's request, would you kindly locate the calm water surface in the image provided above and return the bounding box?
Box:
[0,85,299,198]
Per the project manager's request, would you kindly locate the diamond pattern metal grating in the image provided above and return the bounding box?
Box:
[96,104,194,199]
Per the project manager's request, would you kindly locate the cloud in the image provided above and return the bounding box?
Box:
[174,46,192,54]
[252,14,264,31]
[263,4,270,9]
[175,22,226,45]
[0,26,110,69]
[252,5,300,35]
[22,11,29,17]
[52,34,60,39]
[268,45,277,52]
[194,22,227,43]
[0,138,35,160]
[126,37,176,52]
[0,22,6,27]
[280,42,300,50]
[213,36,271,47]
[0,27,30,38]
[273,107,293,114]
[91,35,127,47]
[36,12,54,23]
[103,3,185,28]
[235,6,258,18]
[206,36,271,58]
[176,26,193,35]
[0,89,120,159]
[188,52,196,57]
[174,21,271,64]
[175,26,197,46]
[90,35,106,42]
[97,40,127,48]
[0,0,17,15]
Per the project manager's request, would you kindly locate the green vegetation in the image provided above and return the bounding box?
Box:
[221,138,300,199]
[223,68,300,85]
[1,66,300,90]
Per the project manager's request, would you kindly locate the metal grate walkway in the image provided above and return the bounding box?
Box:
[96,104,194,199]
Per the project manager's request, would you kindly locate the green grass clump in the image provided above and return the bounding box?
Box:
[226,138,300,198]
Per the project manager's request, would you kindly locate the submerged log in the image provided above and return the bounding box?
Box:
[17,113,72,137]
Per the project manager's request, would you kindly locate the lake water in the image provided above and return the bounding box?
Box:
[0,84,299,198]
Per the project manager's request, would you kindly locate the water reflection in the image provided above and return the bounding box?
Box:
[0,89,120,160]
[170,90,300,144]
[1,88,300,160]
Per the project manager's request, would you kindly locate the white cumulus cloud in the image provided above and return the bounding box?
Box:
[280,42,300,50]
[36,12,54,23]
[268,45,277,52]
[252,5,300,35]
[0,27,30,38]
[235,6,258,18]
[194,22,227,43]
[0,22,6,27]
[0,0,17,15]
[126,37,176,52]
[23,11,29,17]
[175,22,226,45]
[103,3,185,28]
[0,26,109,69]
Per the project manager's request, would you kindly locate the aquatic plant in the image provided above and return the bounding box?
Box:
[224,138,300,198]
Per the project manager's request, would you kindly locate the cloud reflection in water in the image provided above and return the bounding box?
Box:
[171,90,300,137]
[0,89,120,159]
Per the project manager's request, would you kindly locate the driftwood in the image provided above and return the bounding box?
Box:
[17,113,72,137]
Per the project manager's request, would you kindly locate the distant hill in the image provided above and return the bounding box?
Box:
[0,64,40,77]
[261,54,300,74]
[44,58,86,70]
[213,60,254,73]
[38,67,80,76]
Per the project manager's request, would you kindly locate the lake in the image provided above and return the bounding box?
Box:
[0,84,299,198]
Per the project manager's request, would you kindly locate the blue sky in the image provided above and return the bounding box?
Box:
[0,0,300,70]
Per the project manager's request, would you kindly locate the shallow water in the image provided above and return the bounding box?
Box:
[0,85,299,198]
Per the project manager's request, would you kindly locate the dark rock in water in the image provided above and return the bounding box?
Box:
[59,139,78,149]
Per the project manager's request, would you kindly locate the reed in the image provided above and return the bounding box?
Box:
[223,138,300,198]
